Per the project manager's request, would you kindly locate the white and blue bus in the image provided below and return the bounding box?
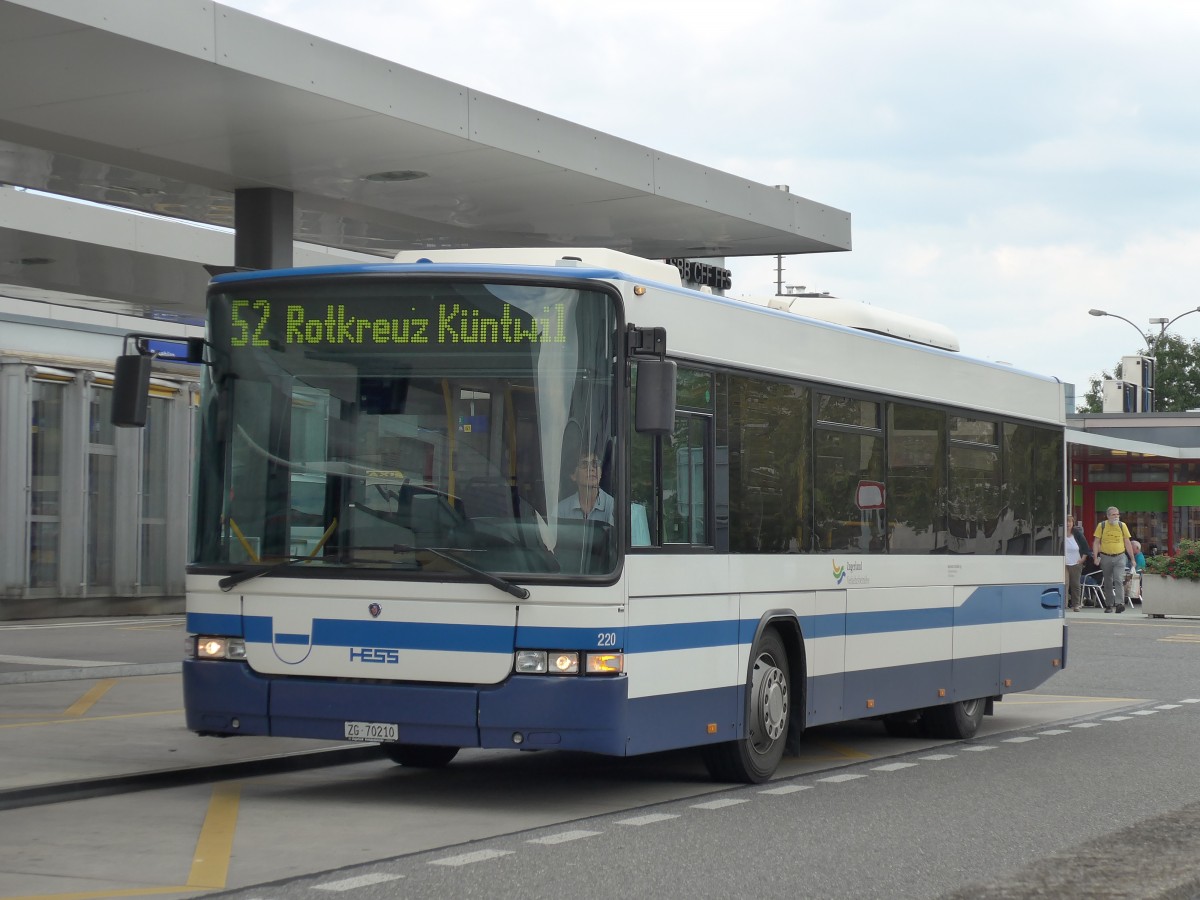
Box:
[119,248,1066,783]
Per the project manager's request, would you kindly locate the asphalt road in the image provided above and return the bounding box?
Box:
[4,613,1200,900]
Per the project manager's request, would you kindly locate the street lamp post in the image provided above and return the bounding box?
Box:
[1148,306,1200,339]
[1088,309,1153,353]
[1089,306,1200,413]
[1090,306,1200,354]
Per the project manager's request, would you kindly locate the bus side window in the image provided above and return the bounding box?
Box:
[662,413,710,546]
[630,366,659,547]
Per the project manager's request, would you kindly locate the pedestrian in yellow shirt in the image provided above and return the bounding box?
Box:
[1092,506,1135,613]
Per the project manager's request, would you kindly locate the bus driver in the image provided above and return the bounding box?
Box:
[557,452,614,525]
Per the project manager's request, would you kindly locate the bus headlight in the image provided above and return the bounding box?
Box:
[192,636,246,660]
[514,650,548,673]
[515,650,617,675]
[551,652,579,674]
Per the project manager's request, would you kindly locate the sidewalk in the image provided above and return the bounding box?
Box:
[0,616,373,807]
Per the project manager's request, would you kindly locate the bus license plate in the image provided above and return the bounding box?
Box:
[344,720,398,742]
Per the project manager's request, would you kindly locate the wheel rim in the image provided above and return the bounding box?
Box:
[750,651,788,752]
[961,698,984,718]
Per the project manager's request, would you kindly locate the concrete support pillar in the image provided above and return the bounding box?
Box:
[234,188,294,270]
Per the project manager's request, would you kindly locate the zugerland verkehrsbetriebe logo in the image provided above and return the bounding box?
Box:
[831,559,868,585]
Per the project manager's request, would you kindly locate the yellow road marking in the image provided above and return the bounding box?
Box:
[1160,635,1200,643]
[187,783,242,889]
[62,679,117,717]
[0,710,182,729]
[5,785,243,900]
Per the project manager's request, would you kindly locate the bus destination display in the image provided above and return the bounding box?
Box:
[228,297,568,349]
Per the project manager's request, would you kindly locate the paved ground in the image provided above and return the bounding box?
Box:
[0,616,372,806]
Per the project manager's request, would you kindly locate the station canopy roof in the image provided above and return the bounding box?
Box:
[0,0,850,319]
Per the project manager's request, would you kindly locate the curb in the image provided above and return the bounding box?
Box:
[0,744,386,811]
[0,661,181,685]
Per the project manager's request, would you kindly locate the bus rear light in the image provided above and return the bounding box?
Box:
[192,636,246,660]
[586,653,624,674]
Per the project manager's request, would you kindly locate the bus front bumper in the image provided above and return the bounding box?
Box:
[183,659,630,755]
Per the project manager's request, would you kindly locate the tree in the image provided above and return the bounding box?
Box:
[1080,333,1200,413]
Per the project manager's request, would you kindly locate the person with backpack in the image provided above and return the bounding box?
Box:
[1092,506,1136,613]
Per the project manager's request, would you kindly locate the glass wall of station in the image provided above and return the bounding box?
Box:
[1070,449,1200,558]
[0,360,196,619]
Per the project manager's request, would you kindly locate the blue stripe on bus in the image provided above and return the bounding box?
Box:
[626,620,740,652]
[313,618,514,653]
[187,612,243,636]
[188,582,1060,653]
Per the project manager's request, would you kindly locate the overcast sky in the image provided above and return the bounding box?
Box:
[221,0,1200,407]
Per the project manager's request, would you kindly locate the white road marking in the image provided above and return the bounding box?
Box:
[819,773,866,783]
[760,784,812,795]
[1070,722,1101,728]
[919,754,956,760]
[962,745,997,752]
[1038,729,1071,735]
[1130,710,1159,716]
[616,813,679,826]
[314,873,403,891]
[1103,716,1133,721]
[1002,736,1038,743]
[431,849,512,866]
[1156,704,1182,710]
[872,762,917,771]
[528,830,600,845]
[691,798,749,810]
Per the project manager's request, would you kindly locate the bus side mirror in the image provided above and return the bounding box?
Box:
[112,353,152,427]
[635,358,677,435]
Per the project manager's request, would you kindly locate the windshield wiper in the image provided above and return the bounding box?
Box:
[394,543,530,600]
[218,556,319,592]
[217,546,530,601]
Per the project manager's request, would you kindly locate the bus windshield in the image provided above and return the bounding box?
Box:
[192,277,619,579]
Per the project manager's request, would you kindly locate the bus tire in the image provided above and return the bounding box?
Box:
[382,744,459,768]
[701,628,790,784]
[919,697,986,740]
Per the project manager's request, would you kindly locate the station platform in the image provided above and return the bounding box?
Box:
[0,607,1124,809]
[0,616,375,809]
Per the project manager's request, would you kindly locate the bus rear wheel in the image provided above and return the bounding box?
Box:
[919,697,986,740]
[382,744,459,768]
[702,629,790,784]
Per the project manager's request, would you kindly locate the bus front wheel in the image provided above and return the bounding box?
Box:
[702,629,790,784]
[382,744,459,768]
